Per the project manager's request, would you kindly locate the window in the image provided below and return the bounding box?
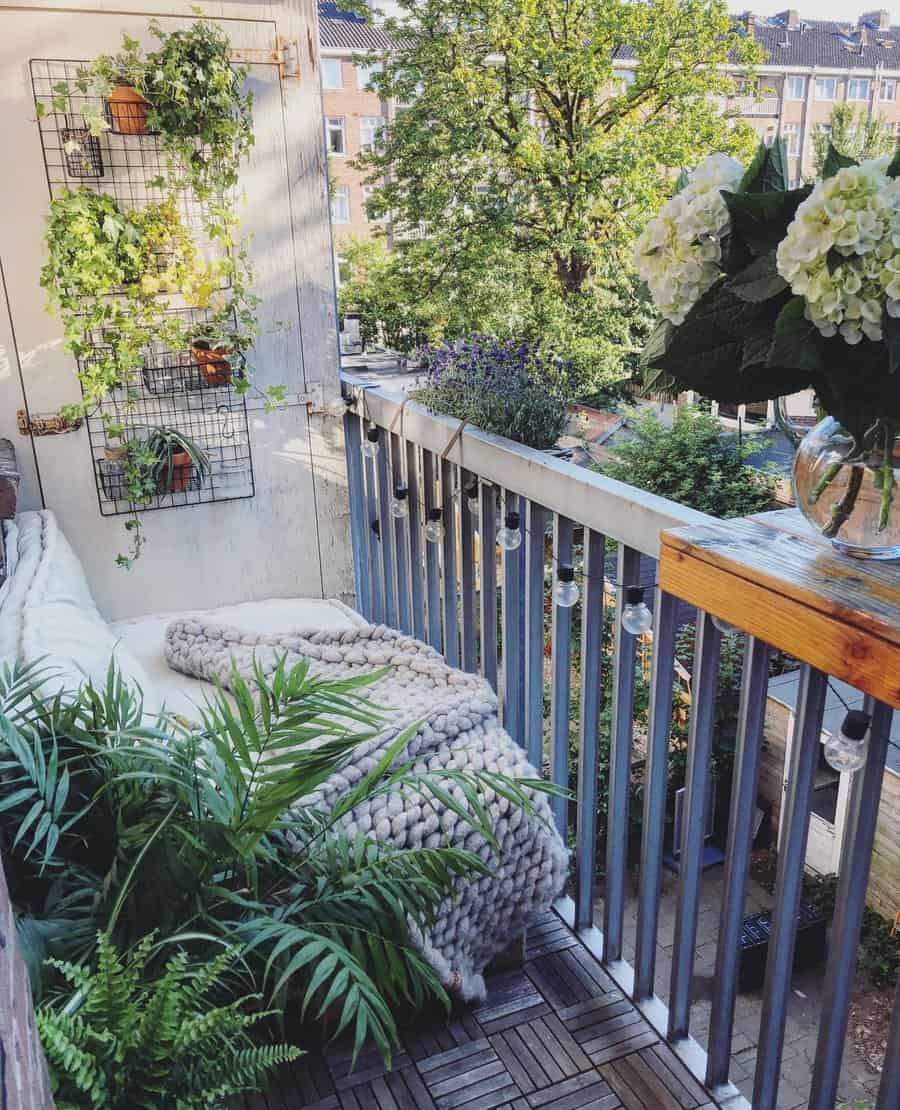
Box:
[322,58,343,90]
[617,69,636,89]
[357,61,382,91]
[815,77,837,100]
[882,78,896,100]
[781,122,800,156]
[785,75,806,100]
[359,116,385,152]
[331,185,350,224]
[326,117,346,155]
[362,184,385,223]
[848,77,871,101]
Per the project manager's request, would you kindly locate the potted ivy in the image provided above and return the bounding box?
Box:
[189,314,251,386]
[146,426,210,494]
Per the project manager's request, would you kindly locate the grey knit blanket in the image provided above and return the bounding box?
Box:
[164,618,568,1000]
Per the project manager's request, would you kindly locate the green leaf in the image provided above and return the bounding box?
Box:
[722,188,811,256]
[821,143,857,179]
[724,252,788,303]
[888,147,900,179]
[673,168,690,194]
[883,310,900,373]
[639,317,674,369]
[769,296,826,372]
[738,137,789,194]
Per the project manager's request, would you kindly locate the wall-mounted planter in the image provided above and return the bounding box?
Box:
[191,341,233,387]
[61,115,104,178]
[105,85,151,135]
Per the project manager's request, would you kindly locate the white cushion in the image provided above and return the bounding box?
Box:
[111,597,366,718]
[0,510,155,701]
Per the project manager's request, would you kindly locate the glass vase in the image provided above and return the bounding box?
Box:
[793,416,900,560]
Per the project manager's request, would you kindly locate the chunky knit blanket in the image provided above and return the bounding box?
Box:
[164,618,568,1000]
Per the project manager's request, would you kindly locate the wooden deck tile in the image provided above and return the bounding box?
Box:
[255,911,726,1110]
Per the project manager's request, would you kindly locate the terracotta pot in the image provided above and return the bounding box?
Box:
[158,450,193,494]
[192,342,233,387]
[107,85,150,136]
[104,445,128,462]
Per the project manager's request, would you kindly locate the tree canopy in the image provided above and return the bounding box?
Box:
[352,0,760,390]
[810,103,895,180]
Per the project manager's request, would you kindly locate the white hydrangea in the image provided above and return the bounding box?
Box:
[776,158,900,345]
[635,154,745,325]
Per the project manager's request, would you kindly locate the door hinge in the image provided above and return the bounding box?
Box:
[17,409,83,437]
[231,36,301,79]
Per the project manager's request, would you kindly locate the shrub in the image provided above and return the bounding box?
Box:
[413,337,571,449]
[603,405,778,518]
[37,933,297,1108]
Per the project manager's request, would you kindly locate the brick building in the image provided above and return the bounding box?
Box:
[319,5,900,247]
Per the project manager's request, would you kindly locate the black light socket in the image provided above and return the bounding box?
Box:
[558,565,575,583]
[625,585,645,606]
[841,710,870,741]
[366,427,379,443]
[504,511,520,529]
[394,485,408,499]
[427,508,443,522]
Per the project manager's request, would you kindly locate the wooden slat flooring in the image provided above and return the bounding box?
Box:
[242,912,720,1110]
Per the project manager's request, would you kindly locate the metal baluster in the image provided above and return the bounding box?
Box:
[440,458,460,667]
[548,514,574,835]
[604,544,642,964]
[632,588,679,1000]
[342,411,371,619]
[362,422,384,625]
[574,527,605,930]
[479,482,498,690]
[501,492,524,742]
[422,450,442,651]
[752,665,828,1109]
[877,980,900,1110]
[706,635,772,1087]
[390,432,411,634]
[668,610,723,1040]
[373,429,397,627]
[524,500,546,768]
[809,697,894,1109]
[459,467,477,672]
[405,441,426,641]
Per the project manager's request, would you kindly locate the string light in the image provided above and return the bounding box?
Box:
[824,709,870,773]
[425,507,444,543]
[554,565,580,608]
[621,586,653,635]
[362,427,380,458]
[389,486,409,518]
[711,615,738,634]
[466,481,480,515]
[497,511,522,551]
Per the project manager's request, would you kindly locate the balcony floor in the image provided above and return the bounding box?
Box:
[242,911,720,1110]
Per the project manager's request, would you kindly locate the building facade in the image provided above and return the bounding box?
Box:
[319,5,900,244]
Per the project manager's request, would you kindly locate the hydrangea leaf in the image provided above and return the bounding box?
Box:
[769,296,826,371]
[722,187,811,256]
[738,137,789,194]
[887,147,900,179]
[882,311,900,373]
[821,143,858,180]
[724,252,788,303]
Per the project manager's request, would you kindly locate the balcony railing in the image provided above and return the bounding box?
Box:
[341,375,899,1110]
[732,95,781,116]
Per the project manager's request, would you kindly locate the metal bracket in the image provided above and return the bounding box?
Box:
[231,36,301,79]
[17,409,82,437]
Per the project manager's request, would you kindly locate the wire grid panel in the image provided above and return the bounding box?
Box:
[30,59,233,269]
[87,386,254,516]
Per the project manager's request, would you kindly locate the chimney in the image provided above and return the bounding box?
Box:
[778,9,800,29]
[861,10,891,30]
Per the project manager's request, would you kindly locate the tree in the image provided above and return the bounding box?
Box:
[810,103,895,180]
[602,405,777,517]
[356,0,760,391]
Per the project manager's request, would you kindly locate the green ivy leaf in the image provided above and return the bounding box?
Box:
[821,143,857,179]
[724,252,788,303]
[769,296,826,371]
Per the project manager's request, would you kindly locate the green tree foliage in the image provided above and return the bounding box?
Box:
[602,405,777,517]
[353,0,760,391]
[37,934,298,1108]
[810,103,895,181]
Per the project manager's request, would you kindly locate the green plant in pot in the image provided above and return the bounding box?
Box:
[145,425,210,495]
[190,315,245,387]
[636,139,900,559]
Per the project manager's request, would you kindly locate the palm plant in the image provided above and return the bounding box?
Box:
[0,657,552,1073]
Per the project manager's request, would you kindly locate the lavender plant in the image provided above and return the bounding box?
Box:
[413,337,571,449]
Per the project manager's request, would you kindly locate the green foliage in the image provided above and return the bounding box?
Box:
[351,0,759,395]
[1,657,552,1073]
[810,104,895,181]
[603,406,777,517]
[37,933,298,1108]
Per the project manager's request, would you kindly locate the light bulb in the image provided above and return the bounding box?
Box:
[554,565,580,608]
[824,710,870,773]
[466,481,480,515]
[362,428,379,458]
[497,511,522,551]
[424,507,444,543]
[621,586,653,635]
[389,486,409,518]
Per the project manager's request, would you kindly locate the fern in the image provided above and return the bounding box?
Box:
[38,932,299,1108]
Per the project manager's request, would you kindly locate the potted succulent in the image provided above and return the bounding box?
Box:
[637,139,900,560]
[145,426,210,494]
